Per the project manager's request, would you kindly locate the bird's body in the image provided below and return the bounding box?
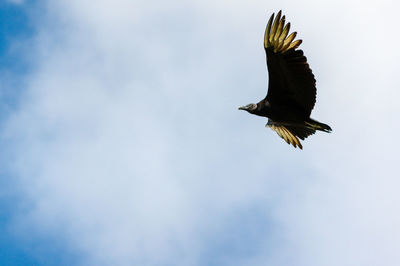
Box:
[252,99,305,122]
[239,11,331,149]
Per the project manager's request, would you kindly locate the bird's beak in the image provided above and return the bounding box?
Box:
[238,106,246,110]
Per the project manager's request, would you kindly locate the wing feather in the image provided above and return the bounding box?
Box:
[263,11,316,116]
[264,13,274,48]
[278,23,290,42]
[266,120,303,149]
[269,11,281,44]
[274,16,285,44]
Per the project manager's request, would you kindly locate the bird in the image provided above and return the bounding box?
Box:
[238,10,331,149]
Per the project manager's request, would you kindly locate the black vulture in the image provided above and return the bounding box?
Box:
[239,11,331,149]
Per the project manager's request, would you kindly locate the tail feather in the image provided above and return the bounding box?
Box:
[305,119,332,133]
[266,119,332,150]
[286,125,316,140]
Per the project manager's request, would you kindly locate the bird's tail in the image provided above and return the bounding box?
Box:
[305,118,332,133]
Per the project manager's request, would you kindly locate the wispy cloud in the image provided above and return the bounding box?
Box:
[2,0,400,265]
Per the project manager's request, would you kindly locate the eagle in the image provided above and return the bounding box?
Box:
[239,11,331,149]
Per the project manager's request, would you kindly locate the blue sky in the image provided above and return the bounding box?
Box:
[0,1,30,117]
[0,1,80,265]
[0,2,36,265]
[1,0,400,265]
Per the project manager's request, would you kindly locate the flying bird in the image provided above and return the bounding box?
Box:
[238,11,331,149]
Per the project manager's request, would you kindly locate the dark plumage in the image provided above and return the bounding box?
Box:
[239,11,331,149]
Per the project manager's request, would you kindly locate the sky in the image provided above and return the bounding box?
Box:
[1,0,400,265]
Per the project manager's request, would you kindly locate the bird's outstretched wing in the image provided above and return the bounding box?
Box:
[264,11,316,117]
[266,120,317,149]
[266,120,303,149]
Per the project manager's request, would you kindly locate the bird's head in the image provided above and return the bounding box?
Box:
[238,103,257,114]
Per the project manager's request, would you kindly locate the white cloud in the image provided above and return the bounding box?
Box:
[3,0,400,265]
